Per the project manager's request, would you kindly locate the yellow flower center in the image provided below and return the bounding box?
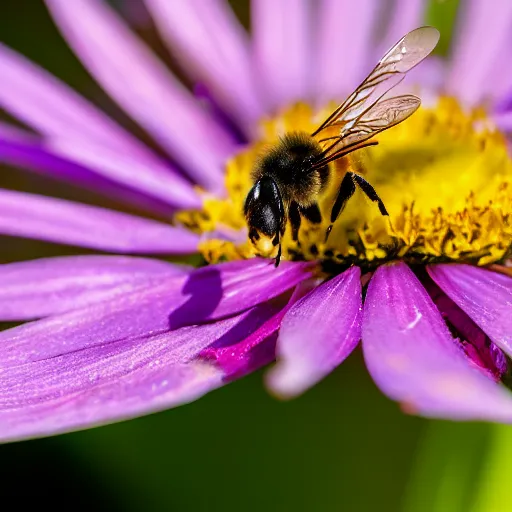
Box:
[176,98,512,269]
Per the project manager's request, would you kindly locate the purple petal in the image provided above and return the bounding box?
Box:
[446,0,512,106]
[0,304,277,442]
[487,33,512,107]
[167,260,313,328]
[267,267,362,398]
[0,123,200,211]
[0,259,310,367]
[427,264,512,359]
[0,42,161,159]
[45,0,236,192]
[144,0,264,132]
[0,361,223,442]
[0,255,188,321]
[0,44,199,206]
[201,301,286,380]
[362,262,512,421]
[494,111,512,132]
[424,276,508,382]
[0,188,199,253]
[252,0,313,110]
[314,0,378,104]
[201,279,315,381]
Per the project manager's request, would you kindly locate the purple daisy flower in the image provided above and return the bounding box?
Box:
[1,0,512,442]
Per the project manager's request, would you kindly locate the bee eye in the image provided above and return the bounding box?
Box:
[244,183,260,216]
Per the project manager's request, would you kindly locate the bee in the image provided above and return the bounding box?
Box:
[244,27,440,266]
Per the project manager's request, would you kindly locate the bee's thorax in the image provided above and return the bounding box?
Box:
[252,131,329,206]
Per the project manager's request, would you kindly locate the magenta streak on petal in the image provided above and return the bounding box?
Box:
[144,0,264,134]
[376,0,426,57]
[314,0,378,105]
[252,0,313,110]
[0,123,200,211]
[200,279,316,380]
[267,267,362,398]
[45,0,236,193]
[0,188,200,254]
[446,0,512,106]
[0,259,308,368]
[0,255,189,321]
[427,264,512,359]
[0,303,279,442]
[362,262,512,421]
[201,301,286,381]
[423,276,507,382]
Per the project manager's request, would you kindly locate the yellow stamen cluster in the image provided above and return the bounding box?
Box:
[175,98,512,269]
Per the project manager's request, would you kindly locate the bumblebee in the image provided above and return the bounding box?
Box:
[244,27,440,266]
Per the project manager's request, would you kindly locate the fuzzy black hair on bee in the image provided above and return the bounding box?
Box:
[252,132,329,207]
[243,27,440,267]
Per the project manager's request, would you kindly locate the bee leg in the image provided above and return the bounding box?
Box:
[325,172,356,242]
[273,225,285,267]
[351,173,388,216]
[289,201,302,242]
[274,241,282,267]
[299,203,322,224]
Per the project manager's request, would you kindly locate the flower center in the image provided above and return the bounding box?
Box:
[176,98,512,270]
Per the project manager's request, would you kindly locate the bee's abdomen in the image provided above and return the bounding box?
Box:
[253,132,328,206]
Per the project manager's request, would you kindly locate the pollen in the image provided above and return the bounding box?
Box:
[175,98,512,269]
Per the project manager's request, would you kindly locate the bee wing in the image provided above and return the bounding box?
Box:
[330,94,420,150]
[312,26,439,160]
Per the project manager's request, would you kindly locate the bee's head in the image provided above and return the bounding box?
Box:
[244,177,284,259]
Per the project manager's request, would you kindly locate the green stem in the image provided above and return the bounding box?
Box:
[402,420,490,512]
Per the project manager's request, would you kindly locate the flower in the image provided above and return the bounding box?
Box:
[1,0,512,442]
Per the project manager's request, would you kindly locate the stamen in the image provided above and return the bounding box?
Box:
[175,98,512,270]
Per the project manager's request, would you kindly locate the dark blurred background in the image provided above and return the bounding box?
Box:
[0,1,510,511]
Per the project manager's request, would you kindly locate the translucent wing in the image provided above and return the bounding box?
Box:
[312,27,439,164]
[326,94,420,154]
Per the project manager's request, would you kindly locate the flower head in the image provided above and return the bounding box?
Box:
[1,0,512,442]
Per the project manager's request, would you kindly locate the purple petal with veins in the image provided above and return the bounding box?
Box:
[0,42,159,159]
[267,267,362,398]
[0,189,200,254]
[422,273,507,382]
[447,0,512,106]
[45,0,235,192]
[0,259,310,367]
[428,264,512,359]
[167,260,314,329]
[0,303,280,442]
[363,262,512,422]
[0,122,201,211]
[145,0,264,133]
[0,255,189,321]
[252,0,313,109]
[314,0,378,104]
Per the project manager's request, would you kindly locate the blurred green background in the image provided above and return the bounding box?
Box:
[1,1,512,510]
